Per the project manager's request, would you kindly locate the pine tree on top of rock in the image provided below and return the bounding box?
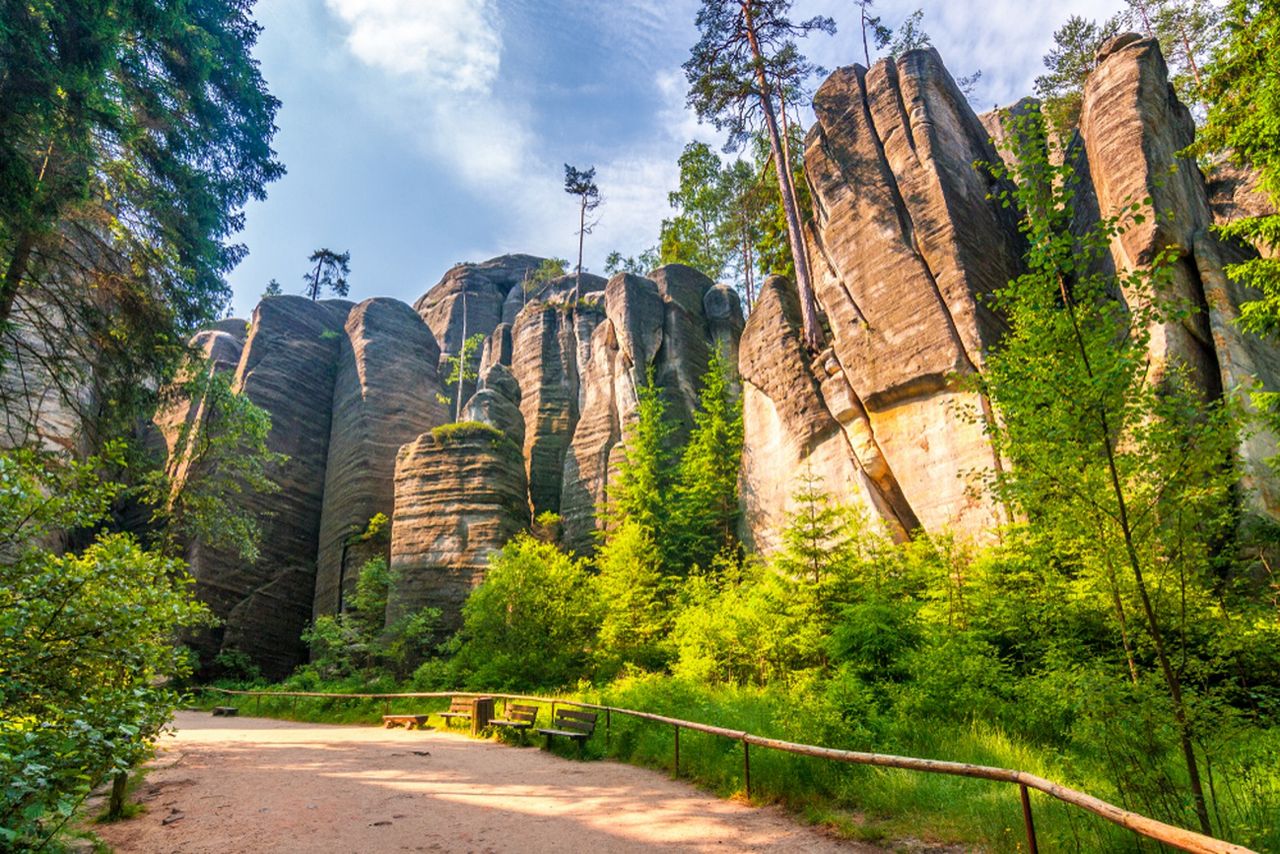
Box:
[303,248,351,300]
[564,164,601,301]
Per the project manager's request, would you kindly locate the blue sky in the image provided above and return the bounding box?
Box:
[226,0,1120,318]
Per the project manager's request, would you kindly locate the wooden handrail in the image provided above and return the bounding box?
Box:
[201,687,1255,854]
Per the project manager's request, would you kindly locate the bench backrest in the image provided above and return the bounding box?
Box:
[505,704,539,724]
[449,698,472,713]
[553,708,597,734]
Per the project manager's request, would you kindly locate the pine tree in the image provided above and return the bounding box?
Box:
[607,369,677,568]
[564,164,601,300]
[303,249,351,300]
[593,519,671,674]
[0,0,283,331]
[684,0,834,351]
[1035,15,1121,131]
[672,347,744,572]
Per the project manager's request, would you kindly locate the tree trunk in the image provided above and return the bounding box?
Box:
[0,230,36,330]
[1057,274,1213,836]
[576,198,586,302]
[861,9,872,67]
[743,5,824,352]
[455,288,467,422]
[1179,25,1203,89]
[108,770,128,820]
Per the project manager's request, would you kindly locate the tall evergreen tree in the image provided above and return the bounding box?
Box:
[1035,15,1121,130]
[607,369,677,567]
[854,0,893,66]
[888,9,931,54]
[684,0,834,351]
[672,347,744,571]
[0,0,283,331]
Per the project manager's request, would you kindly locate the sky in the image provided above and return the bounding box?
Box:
[225,0,1123,318]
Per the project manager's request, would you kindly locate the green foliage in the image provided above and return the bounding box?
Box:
[604,248,659,276]
[437,332,486,420]
[522,257,569,303]
[0,0,283,332]
[684,1,834,150]
[671,346,744,571]
[447,534,600,690]
[1196,0,1280,436]
[606,369,677,563]
[429,420,519,463]
[659,141,737,280]
[302,556,439,680]
[143,358,285,561]
[854,0,893,66]
[659,141,770,306]
[1119,0,1222,116]
[1034,15,1121,130]
[980,106,1245,834]
[748,122,812,283]
[263,278,283,298]
[303,248,351,300]
[565,163,601,292]
[0,448,211,848]
[888,9,931,55]
[593,520,672,677]
[684,0,832,347]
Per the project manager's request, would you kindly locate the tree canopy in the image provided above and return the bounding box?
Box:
[684,0,833,350]
[0,0,283,331]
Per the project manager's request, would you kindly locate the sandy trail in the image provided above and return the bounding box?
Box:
[96,711,884,853]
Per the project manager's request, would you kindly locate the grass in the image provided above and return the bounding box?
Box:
[191,677,1279,852]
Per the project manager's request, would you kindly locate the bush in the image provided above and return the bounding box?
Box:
[447,534,600,690]
[0,449,211,848]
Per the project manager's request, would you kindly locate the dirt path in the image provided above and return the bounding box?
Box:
[95,711,884,853]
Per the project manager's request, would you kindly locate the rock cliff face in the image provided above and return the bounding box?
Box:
[788,47,1021,543]
[1079,35,1280,515]
[313,298,448,618]
[387,425,529,632]
[146,35,1280,677]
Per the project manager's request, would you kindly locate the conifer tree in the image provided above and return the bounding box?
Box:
[0,0,283,331]
[593,519,671,674]
[564,164,601,300]
[673,347,744,571]
[607,369,677,568]
[303,249,351,300]
[685,0,834,351]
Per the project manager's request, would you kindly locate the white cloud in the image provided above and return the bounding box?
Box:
[324,0,502,93]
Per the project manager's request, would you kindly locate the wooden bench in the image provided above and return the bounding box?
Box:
[537,708,597,756]
[438,697,474,728]
[382,714,430,730]
[211,706,238,717]
[489,704,539,742]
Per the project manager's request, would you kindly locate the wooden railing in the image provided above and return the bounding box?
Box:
[203,687,1255,854]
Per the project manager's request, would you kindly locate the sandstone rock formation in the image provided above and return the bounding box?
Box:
[313,298,449,619]
[1080,35,1280,515]
[387,425,529,632]
[791,47,1021,542]
[141,37,1280,678]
